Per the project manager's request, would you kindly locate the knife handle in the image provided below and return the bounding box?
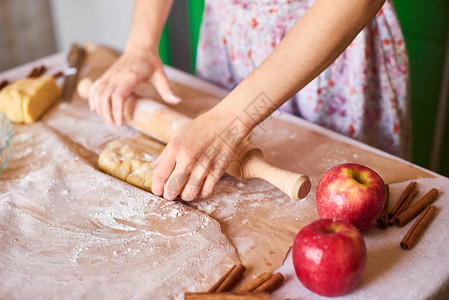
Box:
[62,44,84,102]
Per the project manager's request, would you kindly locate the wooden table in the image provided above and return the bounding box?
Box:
[1,49,448,299]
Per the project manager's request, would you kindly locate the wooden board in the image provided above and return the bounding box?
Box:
[78,44,435,289]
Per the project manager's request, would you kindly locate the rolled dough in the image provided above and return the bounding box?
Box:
[0,76,60,124]
[98,134,164,192]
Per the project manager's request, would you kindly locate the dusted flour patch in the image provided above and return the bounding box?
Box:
[0,123,239,299]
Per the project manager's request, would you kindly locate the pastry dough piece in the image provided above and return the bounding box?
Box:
[0,76,60,124]
[98,134,165,191]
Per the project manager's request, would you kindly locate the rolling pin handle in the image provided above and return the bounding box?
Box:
[239,148,311,200]
[77,77,93,99]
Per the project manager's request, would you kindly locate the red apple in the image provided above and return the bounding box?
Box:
[316,163,386,233]
[292,219,367,297]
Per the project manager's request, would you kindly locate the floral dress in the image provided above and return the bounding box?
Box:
[196,0,411,159]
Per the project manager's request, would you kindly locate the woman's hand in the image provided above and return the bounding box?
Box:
[151,108,251,201]
[89,47,181,127]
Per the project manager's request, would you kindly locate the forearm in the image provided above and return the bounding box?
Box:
[126,0,174,52]
[214,0,386,131]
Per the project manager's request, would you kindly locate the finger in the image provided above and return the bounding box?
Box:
[150,67,181,104]
[163,162,191,201]
[199,153,229,198]
[99,86,115,124]
[151,148,176,197]
[151,154,162,168]
[199,172,221,199]
[110,88,129,127]
[180,164,208,201]
[111,91,124,127]
[89,80,107,113]
[110,71,141,126]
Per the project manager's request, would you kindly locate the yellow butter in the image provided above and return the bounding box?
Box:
[0,76,60,124]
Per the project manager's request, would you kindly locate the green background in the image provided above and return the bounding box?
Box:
[159,0,449,177]
[394,0,449,176]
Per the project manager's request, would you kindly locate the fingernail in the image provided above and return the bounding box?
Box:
[168,94,181,104]
[183,194,195,202]
[164,192,177,201]
[151,186,162,197]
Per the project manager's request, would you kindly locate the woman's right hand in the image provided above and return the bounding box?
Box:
[89,47,181,127]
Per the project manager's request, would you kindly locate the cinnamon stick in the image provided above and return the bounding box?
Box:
[36,65,47,76]
[208,265,237,293]
[395,188,439,227]
[253,273,284,293]
[378,184,389,229]
[52,71,64,79]
[389,189,418,226]
[388,181,416,220]
[184,292,269,300]
[27,67,38,77]
[27,65,47,78]
[0,80,9,91]
[215,264,246,292]
[236,272,272,293]
[400,205,436,250]
[398,189,419,215]
[27,68,35,77]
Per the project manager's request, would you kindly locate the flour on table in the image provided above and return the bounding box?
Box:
[0,113,239,299]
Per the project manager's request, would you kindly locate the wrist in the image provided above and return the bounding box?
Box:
[214,93,274,135]
[217,73,281,134]
[207,105,253,144]
[125,37,159,54]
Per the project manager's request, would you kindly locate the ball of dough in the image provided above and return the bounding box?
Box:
[0,76,60,124]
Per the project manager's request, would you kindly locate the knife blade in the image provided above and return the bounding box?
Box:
[61,43,84,103]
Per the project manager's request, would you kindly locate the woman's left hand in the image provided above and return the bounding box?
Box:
[151,108,251,201]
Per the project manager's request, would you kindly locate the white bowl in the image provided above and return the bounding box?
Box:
[0,112,13,174]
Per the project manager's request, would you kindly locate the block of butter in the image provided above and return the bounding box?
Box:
[0,76,60,124]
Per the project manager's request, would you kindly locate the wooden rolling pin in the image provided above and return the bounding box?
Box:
[78,78,311,199]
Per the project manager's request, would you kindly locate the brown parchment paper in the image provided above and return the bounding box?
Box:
[78,45,434,287]
[0,44,436,298]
